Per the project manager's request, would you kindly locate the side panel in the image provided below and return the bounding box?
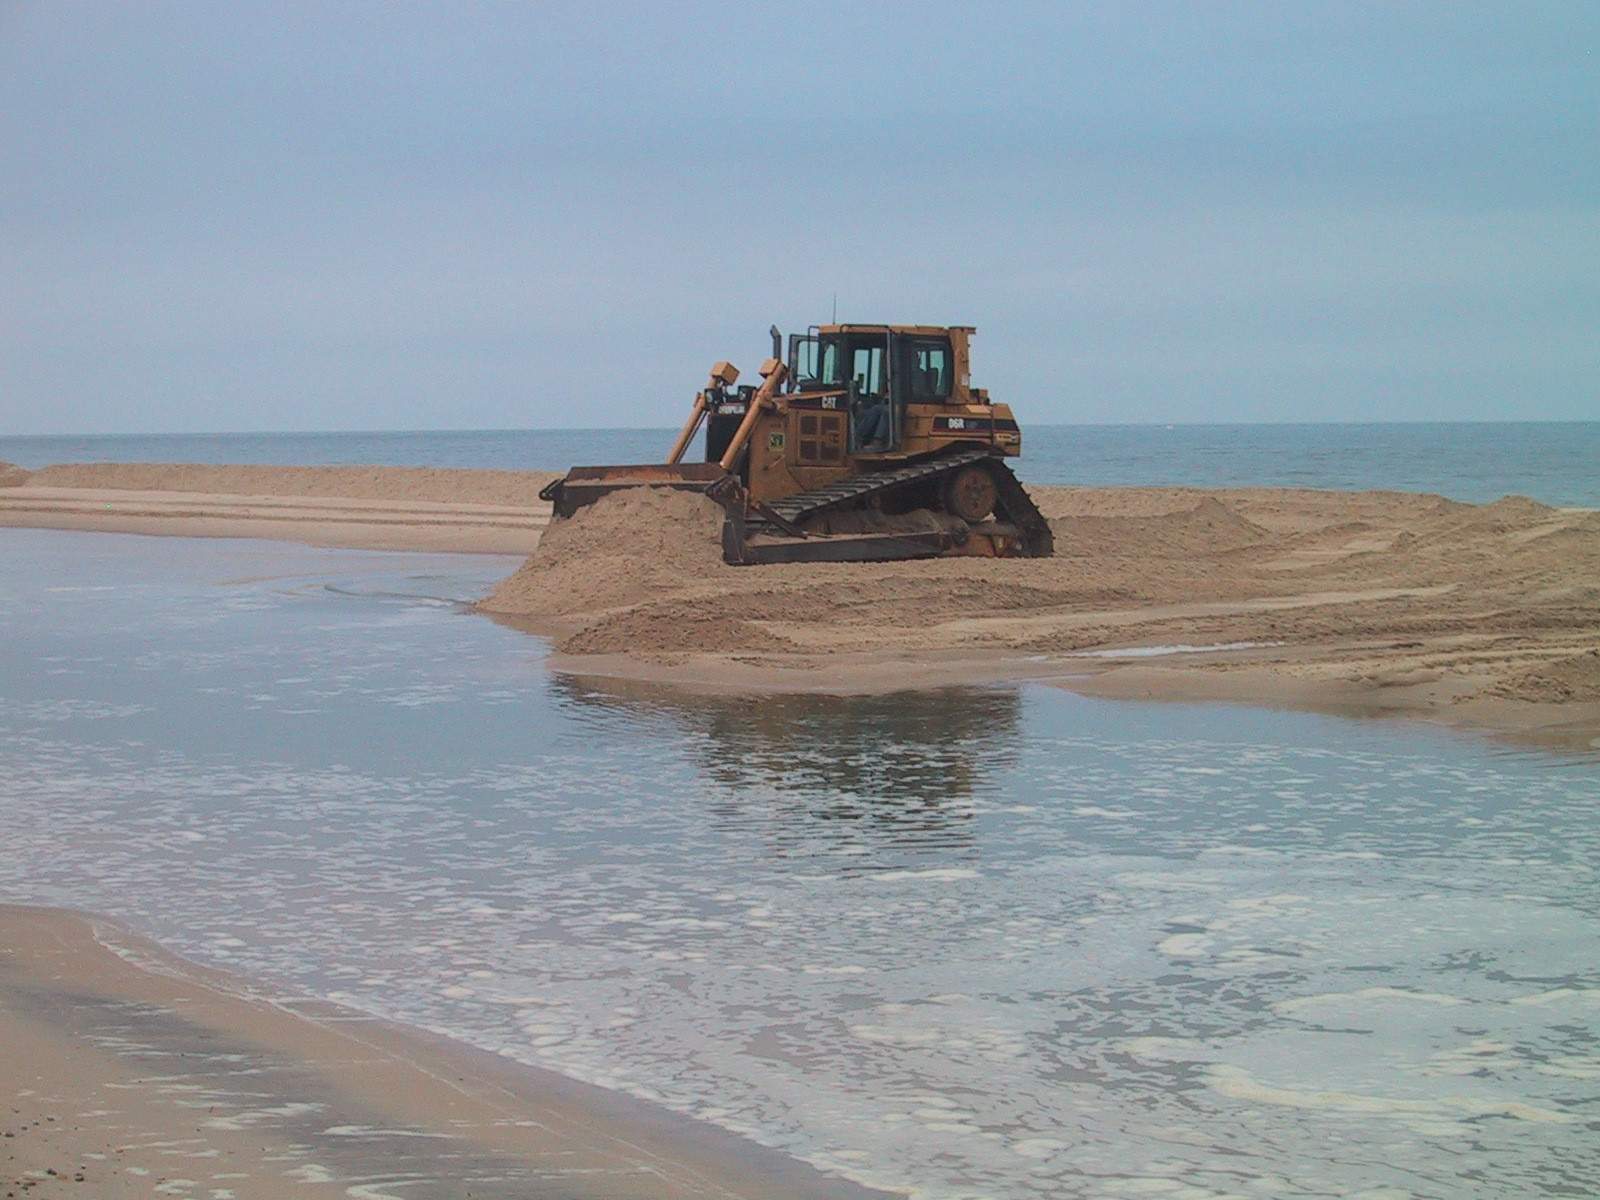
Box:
[745,409,854,503]
[899,402,1022,458]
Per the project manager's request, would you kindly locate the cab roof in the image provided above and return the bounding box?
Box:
[816,324,975,336]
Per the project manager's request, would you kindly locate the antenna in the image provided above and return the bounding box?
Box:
[832,291,837,323]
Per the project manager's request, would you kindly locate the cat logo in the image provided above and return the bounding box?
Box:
[768,431,786,452]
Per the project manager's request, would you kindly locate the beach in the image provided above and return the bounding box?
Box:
[7,459,1594,748]
[0,905,885,1200]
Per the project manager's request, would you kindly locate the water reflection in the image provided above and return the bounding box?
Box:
[552,674,1024,861]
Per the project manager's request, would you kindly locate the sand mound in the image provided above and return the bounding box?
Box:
[476,484,1598,738]
[0,462,28,488]
[1482,495,1557,520]
[1174,496,1272,546]
[25,462,557,506]
[479,487,730,620]
[1491,650,1600,704]
[1422,494,1560,541]
[1053,497,1269,558]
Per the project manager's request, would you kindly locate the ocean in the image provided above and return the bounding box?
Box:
[3,421,1598,507]
[2,529,1596,1199]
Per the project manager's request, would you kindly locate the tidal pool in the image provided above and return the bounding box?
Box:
[2,529,1596,1199]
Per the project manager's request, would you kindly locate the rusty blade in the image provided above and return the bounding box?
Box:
[541,462,731,518]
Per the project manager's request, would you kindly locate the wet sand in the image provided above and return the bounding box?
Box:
[4,460,1597,748]
[0,905,890,1200]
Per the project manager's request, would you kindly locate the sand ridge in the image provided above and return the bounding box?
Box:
[0,461,559,553]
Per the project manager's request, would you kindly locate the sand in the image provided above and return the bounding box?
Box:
[22,462,557,506]
[0,462,557,553]
[0,905,888,1200]
[1489,648,1600,703]
[0,461,29,488]
[4,459,1596,746]
[480,484,1600,748]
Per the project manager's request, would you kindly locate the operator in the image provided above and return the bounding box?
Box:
[854,381,892,452]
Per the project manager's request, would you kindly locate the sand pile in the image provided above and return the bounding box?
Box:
[479,487,731,621]
[479,484,1599,738]
[1410,495,1560,548]
[0,462,28,487]
[479,488,806,655]
[25,462,558,505]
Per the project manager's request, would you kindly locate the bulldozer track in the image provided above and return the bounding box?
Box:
[762,446,996,524]
[743,446,1053,558]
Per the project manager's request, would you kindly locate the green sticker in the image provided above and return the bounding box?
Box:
[768,431,786,451]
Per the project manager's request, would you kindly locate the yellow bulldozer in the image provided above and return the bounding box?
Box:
[540,323,1053,565]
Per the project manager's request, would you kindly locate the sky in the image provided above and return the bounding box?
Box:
[2,2,1596,434]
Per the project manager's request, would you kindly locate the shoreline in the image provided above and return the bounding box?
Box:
[529,636,1600,754]
[4,459,1597,752]
[0,903,895,1200]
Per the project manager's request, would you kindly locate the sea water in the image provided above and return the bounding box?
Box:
[1,529,1597,1199]
[3,421,1599,507]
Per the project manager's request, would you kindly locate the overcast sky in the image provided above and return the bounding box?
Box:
[2,2,1596,433]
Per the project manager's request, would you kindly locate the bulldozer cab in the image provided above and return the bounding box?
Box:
[789,325,965,455]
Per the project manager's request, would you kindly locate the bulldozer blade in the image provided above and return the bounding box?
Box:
[539,462,731,519]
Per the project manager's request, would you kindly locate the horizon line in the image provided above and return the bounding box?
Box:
[5,417,1598,440]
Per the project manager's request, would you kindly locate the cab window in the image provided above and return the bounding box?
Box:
[849,340,887,396]
[792,336,843,390]
[905,339,952,400]
[820,339,842,386]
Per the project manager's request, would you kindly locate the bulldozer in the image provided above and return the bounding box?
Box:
[539,323,1053,565]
